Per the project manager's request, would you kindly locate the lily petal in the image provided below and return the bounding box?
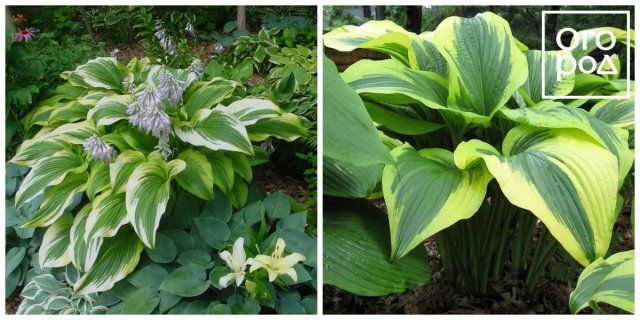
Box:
[219,250,233,268]
[219,272,236,288]
[232,237,246,269]
[282,252,306,268]
[235,272,245,287]
[284,267,298,283]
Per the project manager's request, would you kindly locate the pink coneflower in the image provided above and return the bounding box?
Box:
[13,28,34,42]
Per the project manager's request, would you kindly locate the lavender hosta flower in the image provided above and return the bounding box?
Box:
[154,136,173,160]
[185,22,196,38]
[83,135,117,163]
[126,101,143,127]
[138,104,171,139]
[122,75,135,94]
[187,59,205,80]
[260,139,275,155]
[135,87,163,110]
[154,24,176,55]
[157,69,185,105]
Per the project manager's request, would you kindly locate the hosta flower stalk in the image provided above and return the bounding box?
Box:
[83,135,117,163]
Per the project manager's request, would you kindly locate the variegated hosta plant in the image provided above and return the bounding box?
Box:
[323,12,634,312]
[10,56,307,295]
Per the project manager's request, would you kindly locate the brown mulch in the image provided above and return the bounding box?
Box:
[6,289,21,314]
[252,164,313,208]
[324,206,635,315]
[113,41,219,66]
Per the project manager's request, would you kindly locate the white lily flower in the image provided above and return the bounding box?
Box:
[249,237,306,282]
[219,237,253,288]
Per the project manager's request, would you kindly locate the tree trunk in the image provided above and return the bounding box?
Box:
[546,6,562,33]
[237,6,246,30]
[406,6,422,33]
[6,6,16,34]
[78,6,96,42]
[363,6,371,19]
[375,6,386,20]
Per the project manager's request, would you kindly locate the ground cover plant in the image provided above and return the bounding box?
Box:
[323,11,634,314]
[6,6,317,314]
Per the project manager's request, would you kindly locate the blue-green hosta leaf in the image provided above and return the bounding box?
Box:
[15,150,88,209]
[324,198,431,296]
[175,150,215,201]
[590,95,635,130]
[174,109,253,155]
[69,204,103,272]
[182,79,236,117]
[126,155,186,248]
[431,12,528,123]
[87,94,133,126]
[324,55,392,167]
[159,264,209,297]
[500,104,633,187]
[22,172,89,228]
[224,98,281,125]
[323,157,382,199]
[383,144,493,260]
[85,191,128,240]
[39,215,73,268]
[246,112,308,142]
[569,250,634,314]
[86,161,110,201]
[110,150,146,193]
[67,57,126,91]
[520,50,575,104]
[206,152,235,195]
[74,227,143,295]
[455,126,619,266]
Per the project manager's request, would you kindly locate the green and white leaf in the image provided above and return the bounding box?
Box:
[323,157,383,199]
[109,150,145,193]
[67,57,126,91]
[520,50,575,104]
[39,215,73,268]
[126,156,186,248]
[174,108,253,155]
[87,94,133,126]
[22,172,88,227]
[590,95,635,130]
[175,149,215,201]
[15,150,87,209]
[246,112,308,142]
[182,80,236,117]
[224,98,281,125]
[69,204,103,272]
[85,191,129,240]
[74,227,143,295]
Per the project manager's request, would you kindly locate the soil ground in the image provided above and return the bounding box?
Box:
[324,204,634,315]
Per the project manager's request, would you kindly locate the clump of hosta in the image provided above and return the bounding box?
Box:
[219,237,306,288]
[10,55,308,298]
[18,274,107,315]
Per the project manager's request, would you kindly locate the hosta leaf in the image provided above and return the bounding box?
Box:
[324,56,392,166]
[67,57,126,91]
[431,12,528,123]
[15,150,87,209]
[11,139,70,167]
[159,264,209,297]
[570,27,634,60]
[590,95,634,130]
[341,59,449,114]
[228,177,248,209]
[383,144,492,260]
[85,192,128,240]
[455,126,619,266]
[110,150,145,193]
[207,153,235,194]
[183,80,236,117]
[74,227,144,295]
[500,104,633,186]
[569,250,634,314]
[87,94,133,126]
[364,100,443,135]
[69,204,103,272]
[323,157,382,199]
[175,150,215,201]
[324,198,431,296]
[39,120,99,144]
[86,161,111,201]
[22,172,89,228]
[48,101,92,126]
[174,109,253,155]
[39,215,73,268]
[246,112,308,142]
[323,20,413,67]
[126,156,186,248]
[520,50,575,104]
[228,153,252,181]
[224,98,281,125]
